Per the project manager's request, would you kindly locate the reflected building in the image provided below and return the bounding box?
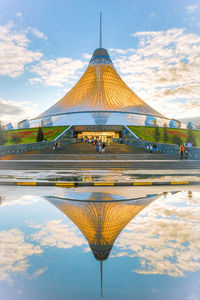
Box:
[45,192,160,296]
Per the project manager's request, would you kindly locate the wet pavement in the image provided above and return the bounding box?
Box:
[0,169,200,184]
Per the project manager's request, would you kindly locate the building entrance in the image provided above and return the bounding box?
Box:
[72,125,124,142]
[78,131,119,143]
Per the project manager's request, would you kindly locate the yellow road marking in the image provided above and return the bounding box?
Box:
[55,182,75,187]
[170,181,190,185]
[94,182,114,186]
[18,182,37,186]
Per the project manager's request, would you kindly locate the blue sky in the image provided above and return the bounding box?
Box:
[0,0,200,125]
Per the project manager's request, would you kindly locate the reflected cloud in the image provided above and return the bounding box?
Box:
[27,267,48,280]
[0,228,42,282]
[113,191,200,277]
[1,195,39,207]
[30,219,86,249]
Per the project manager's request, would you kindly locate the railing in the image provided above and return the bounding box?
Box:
[113,138,200,160]
[0,138,83,157]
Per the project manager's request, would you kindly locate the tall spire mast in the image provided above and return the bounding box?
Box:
[100,261,103,297]
[99,12,102,48]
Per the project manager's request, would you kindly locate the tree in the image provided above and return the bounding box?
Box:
[171,135,182,145]
[154,126,160,142]
[0,123,6,146]
[36,127,44,142]
[187,125,196,145]
[11,135,21,144]
[163,124,169,143]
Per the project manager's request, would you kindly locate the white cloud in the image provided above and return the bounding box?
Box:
[111,28,200,119]
[0,98,38,124]
[0,228,43,282]
[16,12,22,18]
[0,218,86,282]
[186,5,198,13]
[29,58,86,87]
[30,219,87,249]
[27,266,48,280]
[113,191,200,277]
[1,195,39,208]
[0,22,43,78]
[28,27,47,40]
[82,53,91,60]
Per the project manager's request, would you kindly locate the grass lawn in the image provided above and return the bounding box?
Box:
[128,126,200,147]
[3,126,68,145]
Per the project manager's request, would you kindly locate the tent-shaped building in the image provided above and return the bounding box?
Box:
[30,19,170,140]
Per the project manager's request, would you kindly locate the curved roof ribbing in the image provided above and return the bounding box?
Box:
[46,192,158,261]
[37,48,164,119]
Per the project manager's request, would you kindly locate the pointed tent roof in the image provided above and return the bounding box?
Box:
[45,192,161,298]
[36,48,165,120]
[45,192,160,261]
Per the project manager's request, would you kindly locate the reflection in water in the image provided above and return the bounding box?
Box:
[115,190,200,277]
[0,195,5,205]
[45,192,161,297]
[1,189,200,300]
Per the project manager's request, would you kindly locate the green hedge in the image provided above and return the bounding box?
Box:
[128,126,200,147]
[3,126,68,145]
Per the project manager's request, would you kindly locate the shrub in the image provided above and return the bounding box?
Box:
[154,126,160,142]
[36,127,44,142]
[163,124,170,143]
[0,124,6,146]
[171,135,182,145]
[187,125,196,144]
[11,135,22,144]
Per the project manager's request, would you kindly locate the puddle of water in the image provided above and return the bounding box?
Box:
[0,169,200,183]
[0,187,200,299]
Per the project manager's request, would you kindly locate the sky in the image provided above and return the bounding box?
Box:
[0,0,200,126]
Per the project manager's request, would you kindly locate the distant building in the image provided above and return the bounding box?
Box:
[145,116,157,126]
[169,119,181,129]
[6,122,13,130]
[41,116,53,127]
[187,121,198,130]
[18,119,30,129]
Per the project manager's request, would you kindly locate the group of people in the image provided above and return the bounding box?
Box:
[179,143,190,160]
[53,141,61,151]
[85,138,106,154]
[146,143,158,154]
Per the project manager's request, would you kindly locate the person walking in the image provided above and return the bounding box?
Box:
[57,141,61,150]
[146,144,150,155]
[96,143,99,154]
[54,141,58,151]
[153,143,157,153]
[184,146,189,160]
[102,142,105,154]
[179,144,184,160]
[99,140,102,153]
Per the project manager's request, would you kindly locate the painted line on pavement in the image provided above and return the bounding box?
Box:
[1,160,199,163]
[0,181,199,187]
[170,181,190,185]
[17,182,37,186]
[55,182,75,187]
